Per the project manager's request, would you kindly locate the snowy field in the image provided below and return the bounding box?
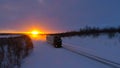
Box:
[21,38,119,68]
[62,35,120,66]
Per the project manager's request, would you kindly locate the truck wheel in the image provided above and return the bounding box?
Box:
[54,45,58,48]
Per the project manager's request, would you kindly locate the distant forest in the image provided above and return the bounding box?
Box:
[50,26,120,38]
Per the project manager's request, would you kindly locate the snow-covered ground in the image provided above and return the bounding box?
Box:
[0,35,21,38]
[62,35,120,65]
[22,40,113,68]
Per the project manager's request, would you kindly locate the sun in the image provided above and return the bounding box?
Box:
[25,29,46,40]
[31,31,39,35]
[28,30,40,40]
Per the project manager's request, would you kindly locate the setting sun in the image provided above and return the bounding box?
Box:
[25,30,46,41]
[29,30,40,40]
[31,31,39,35]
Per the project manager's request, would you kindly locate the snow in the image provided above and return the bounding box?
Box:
[0,35,21,38]
[21,34,120,68]
[62,35,120,65]
[22,40,111,68]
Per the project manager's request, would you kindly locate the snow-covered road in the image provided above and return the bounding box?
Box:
[22,40,110,68]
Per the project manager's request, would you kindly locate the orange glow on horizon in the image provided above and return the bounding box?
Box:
[29,34,46,41]
[25,30,46,41]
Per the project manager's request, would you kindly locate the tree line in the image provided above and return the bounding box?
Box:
[49,26,120,38]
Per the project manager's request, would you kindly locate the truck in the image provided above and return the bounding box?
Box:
[46,35,62,48]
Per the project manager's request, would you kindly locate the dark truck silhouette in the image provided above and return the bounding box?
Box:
[46,35,62,48]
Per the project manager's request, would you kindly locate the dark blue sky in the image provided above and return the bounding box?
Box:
[0,0,120,33]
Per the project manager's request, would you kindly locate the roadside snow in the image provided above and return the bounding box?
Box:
[62,35,120,64]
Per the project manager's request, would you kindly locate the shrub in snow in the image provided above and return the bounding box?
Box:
[0,35,33,68]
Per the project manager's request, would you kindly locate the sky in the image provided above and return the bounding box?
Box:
[0,0,120,33]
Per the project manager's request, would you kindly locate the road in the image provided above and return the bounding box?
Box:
[22,40,110,68]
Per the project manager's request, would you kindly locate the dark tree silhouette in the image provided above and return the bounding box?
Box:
[0,34,33,68]
[49,26,120,38]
